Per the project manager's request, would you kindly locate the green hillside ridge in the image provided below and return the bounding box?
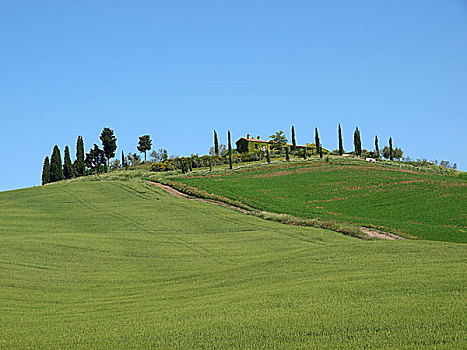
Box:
[170,157,467,243]
[0,180,465,348]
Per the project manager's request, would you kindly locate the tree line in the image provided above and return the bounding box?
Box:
[43,124,451,183]
[41,127,154,185]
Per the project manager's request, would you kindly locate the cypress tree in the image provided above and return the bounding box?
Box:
[375,135,380,158]
[353,127,362,156]
[303,147,307,159]
[320,146,323,159]
[291,125,296,152]
[214,130,219,155]
[228,130,233,170]
[63,146,73,179]
[41,156,50,185]
[49,145,64,182]
[285,146,290,161]
[121,150,125,168]
[315,127,320,155]
[75,136,85,177]
[338,124,344,155]
[389,137,394,161]
[266,146,271,163]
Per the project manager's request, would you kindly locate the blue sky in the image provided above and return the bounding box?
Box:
[1,0,466,191]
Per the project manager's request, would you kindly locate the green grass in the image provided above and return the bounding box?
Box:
[173,159,467,242]
[0,179,465,348]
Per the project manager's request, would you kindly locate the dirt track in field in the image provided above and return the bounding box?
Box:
[146,181,250,214]
[147,180,405,240]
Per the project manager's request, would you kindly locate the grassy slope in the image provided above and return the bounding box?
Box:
[0,180,465,348]
[174,160,467,243]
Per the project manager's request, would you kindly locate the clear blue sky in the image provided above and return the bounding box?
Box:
[1,0,466,191]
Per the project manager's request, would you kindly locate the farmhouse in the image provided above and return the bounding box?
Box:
[236,134,271,152]
[236,134,330,154]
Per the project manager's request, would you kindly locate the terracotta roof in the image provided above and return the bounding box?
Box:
[238,137,270,143]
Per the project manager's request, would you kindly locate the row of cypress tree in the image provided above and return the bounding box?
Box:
[213,125,396,165]
[42,136,86,185]
[294,124,395,159]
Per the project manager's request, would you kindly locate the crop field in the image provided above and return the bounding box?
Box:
[174,160,467,243]
[0,179,465,348]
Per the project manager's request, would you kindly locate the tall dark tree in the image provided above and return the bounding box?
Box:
[121,150,125,168]
[228,130,233,170]
[285,146,290,161]
[291,125,296,152]
[63,145,73,179]
[41,156,50,185]
[319,146,323,159]
[375,135,380,158]
[75,136,85,177]
[137,135,152,162]
[266,146,271,163]
[389,137,394,161]
[214,130,219,155]
[100,127,117,171]
[85,144,106,174]
[315,128,320,155]
[353,127,362,156]
[338,124,344,155]
[303,146,307,159]
[49,145,64,182]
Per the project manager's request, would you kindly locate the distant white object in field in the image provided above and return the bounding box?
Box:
[366,158,377,163]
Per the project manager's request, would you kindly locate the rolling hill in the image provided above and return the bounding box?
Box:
[0,177,465,348]
[171,158,467,243]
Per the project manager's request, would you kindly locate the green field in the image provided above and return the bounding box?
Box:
[174,159,467,243]
[0,179,465,348]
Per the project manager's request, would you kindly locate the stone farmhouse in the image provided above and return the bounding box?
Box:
[236,133,328,153]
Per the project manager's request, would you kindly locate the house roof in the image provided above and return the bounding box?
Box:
[237,137,270,144]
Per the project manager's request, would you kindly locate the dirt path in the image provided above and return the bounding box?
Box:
[147,180,405,240]
[360,226,405,240]
[146,181,250,214]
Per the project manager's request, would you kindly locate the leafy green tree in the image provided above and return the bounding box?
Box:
[291,125,296,152]
[389,137,394,161]
[269,131,287,149]
[315,128,320,155]
[100,127,117,171]
[338,124,344,155]
[353,127,362,156]
[382,145,402,160]
[149,149,168,162]
[85,144,106,174]
[63,145,73,179]
[228,130,233,169]
[41,156,50,185]
[126,153,141,167]
[266,146,271,163]
[137,135,152,162]
[393,147,403,160]
[214,130,219,155]
[375,135,380,158]
[49,145,64,182]
[285,146,290,161]
[75,136,85,177]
